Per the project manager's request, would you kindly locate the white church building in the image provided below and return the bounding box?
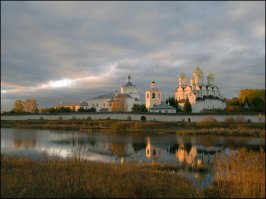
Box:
[88,75,141,112]
[119,75,141,111]
[174,66,226,113]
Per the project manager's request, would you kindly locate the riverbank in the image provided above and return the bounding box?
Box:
[1,148,265,198]
[1,119,265,137]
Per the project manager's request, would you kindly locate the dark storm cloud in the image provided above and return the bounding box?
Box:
[1,1,265,111]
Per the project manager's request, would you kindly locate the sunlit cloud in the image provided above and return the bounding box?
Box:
[48,78,73,88]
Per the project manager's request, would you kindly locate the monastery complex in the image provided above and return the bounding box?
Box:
[55,66,226,113]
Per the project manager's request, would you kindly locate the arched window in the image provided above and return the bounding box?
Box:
[141,116,146,121]
[152,93,155,98]
[147,93,149,99]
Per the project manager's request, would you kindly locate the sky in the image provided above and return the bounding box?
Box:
[1,1,265,111]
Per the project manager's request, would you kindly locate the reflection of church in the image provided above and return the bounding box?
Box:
[145,137,161,160]
[176,144,223,168]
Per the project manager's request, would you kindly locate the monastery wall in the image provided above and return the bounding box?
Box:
[1,113,264,123]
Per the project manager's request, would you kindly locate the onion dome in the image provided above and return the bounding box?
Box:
[193,65,204,75]
[207,72,214,78]
[179,72,186,79]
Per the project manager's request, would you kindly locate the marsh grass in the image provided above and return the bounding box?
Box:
[1,147,265,198]
[206,148,265,198]
[1,151,202,198]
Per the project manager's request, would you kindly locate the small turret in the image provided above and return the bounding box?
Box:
[151,80,155,89]
[178,72,187,87]
[207,72,215,86]
[192,65,204,85]
[127,74,131,83]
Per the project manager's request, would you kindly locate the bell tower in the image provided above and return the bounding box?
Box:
[145,80,162,109]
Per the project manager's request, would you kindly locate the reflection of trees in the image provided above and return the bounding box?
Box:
[168,144,179,154]
[132,143,146,152]
[13,132,36,149]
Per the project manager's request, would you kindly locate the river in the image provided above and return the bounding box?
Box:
[1,127,265,188]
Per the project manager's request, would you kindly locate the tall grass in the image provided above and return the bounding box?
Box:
[1,151,202,198]
[206,148,265,198]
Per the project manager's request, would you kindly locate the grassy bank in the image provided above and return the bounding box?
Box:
[206,148,265,198]
[1,155,202,198]
[1,149,265,198]
[1,119,265,137]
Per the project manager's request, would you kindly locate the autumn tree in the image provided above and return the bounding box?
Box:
[111,94,128,112]
[13,100,24,113]
[239,89,265,105]
[226,89,265,113]
[24,99,38,113]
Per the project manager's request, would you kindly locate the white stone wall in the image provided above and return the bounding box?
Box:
[192,99,226,113]
[1,113,264,123]
[149,109,176,114]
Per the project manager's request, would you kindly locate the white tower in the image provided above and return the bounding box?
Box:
[145,80,162,109]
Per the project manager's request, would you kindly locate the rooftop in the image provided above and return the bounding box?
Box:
[149,103,176,110]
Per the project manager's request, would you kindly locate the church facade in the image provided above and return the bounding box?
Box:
[88,75,141,112]
[118,75,141,111]
[174,66,226,113]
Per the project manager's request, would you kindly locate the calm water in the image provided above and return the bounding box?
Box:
[1,128,265,188]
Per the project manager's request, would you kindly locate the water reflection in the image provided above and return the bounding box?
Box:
[146,137,161,160]
[13,131,37,149]
[176,144,222,168]
[1,128,265,187]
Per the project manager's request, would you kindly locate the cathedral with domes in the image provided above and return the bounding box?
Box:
[174,65,226,113]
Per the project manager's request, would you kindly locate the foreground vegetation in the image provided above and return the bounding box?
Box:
[1,155,202,198]
[206,148,265,198]
[1,149,265,198]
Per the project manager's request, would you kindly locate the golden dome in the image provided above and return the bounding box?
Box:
[207,72,214,78]
[193,65,203,75]
[179,72,186,79]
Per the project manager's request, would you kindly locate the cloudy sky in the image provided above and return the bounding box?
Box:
[1,1,265,111]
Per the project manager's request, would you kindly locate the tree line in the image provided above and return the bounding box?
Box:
[226,89,265,113]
